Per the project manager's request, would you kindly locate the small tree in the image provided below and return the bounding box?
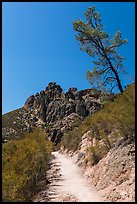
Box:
[73,5,128,93]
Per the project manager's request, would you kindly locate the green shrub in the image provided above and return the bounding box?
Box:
[84,158,89,165]
[61,127,83,151]
[88,146,101,165]
[2,128,53,202]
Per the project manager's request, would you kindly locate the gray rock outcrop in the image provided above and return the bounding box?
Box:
[23,82,112,144]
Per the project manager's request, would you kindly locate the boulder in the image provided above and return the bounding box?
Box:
[45,82,63,99]
[24,95,34,109]
[40,90,45,95]
[76,100,88,117]
[65,102,75,116]
[54,130,63,144]
[65,87,77,100]
[39,98,46,122]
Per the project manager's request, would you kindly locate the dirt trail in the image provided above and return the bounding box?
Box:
[33,151,103,202]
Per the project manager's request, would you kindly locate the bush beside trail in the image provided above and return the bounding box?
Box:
[2,128,53,202]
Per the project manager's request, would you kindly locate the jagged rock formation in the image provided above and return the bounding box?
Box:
[23,82,104,144]
[24,82,101,122]
[2,82,114,143]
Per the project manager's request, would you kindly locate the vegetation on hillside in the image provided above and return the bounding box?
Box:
[2,83,135,201]
[2,108,23,128]
[2,128,53,202]
[2,108,26,140]
[61,83,135,164]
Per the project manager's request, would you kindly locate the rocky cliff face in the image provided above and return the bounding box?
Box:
[24,82,101,121]
[23,82,104,144]
[2,82,114,143]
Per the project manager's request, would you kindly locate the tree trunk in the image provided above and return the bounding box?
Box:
[105,55,124,93]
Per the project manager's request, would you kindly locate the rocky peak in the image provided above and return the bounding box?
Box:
[2,82,115,144]
[24,95,35,109]
[45,82,62,96]
[23,82,108,144]
[65,87,77,100]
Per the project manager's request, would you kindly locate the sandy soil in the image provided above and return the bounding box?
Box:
[34,151,103,202]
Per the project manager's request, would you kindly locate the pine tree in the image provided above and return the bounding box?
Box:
[73,5,128,93]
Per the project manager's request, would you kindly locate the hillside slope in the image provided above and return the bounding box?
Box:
[2,82,135,202]
[61,83,135,153]
[60,83,135,202]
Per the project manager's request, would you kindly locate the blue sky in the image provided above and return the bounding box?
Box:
[2,2,135,114]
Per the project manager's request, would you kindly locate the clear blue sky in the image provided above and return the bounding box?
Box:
[2,2,135,114]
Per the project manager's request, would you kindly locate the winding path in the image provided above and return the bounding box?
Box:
[33,151,103,202]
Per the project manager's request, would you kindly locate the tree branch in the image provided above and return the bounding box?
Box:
[76,29,102,50]
[110,84,118,93]
[108,42,123,50]
[79,34,105,57]
[102,76,116,86]
[103,68,113,80]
